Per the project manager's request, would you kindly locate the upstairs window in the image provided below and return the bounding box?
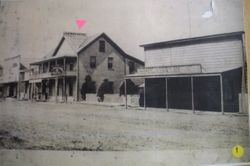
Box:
[99,40,105,52]
[108,57,113,70]
[69,63,74,71]
[90,56,96,68]
[128,61,136,74]
[43,63,48,73]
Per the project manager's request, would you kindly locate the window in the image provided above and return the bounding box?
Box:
[129,61,135,74]
[69,63,74,71]
[108,57,113,70]
[43,63,48,73]
[49,61,55,72]
[90,56,96,68]
[99,79,114,94]
[99,40,105,52]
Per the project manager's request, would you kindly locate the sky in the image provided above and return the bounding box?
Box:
[0,0,244,65]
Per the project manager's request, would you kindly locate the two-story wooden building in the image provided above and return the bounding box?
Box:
[126,32,246,113]
[0,55,29,100]
[29,32,144,102]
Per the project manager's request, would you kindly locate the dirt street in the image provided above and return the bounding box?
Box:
[0,100,249,151]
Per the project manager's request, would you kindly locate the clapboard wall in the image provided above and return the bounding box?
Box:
[144,37,243,73]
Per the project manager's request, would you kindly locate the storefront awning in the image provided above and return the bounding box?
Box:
[125,64,224,79]
[127,64,202,78]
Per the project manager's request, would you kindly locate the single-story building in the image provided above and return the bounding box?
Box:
[126,31,247,113]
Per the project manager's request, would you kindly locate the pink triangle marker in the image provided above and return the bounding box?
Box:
[76,19,86,29]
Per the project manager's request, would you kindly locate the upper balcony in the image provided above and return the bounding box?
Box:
[30,56,77,80]
[30,70,76,79]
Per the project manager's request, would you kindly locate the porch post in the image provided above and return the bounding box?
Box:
[63,77,66,103]
[74,77,77,101]
[125,78,127,109]
[76,56,79,101]
[144,78,146,110]
[165,77,169,111]
[17,78,21,100]
[220,74,224,114]
[48,61,50,72]
[63,58,66,103]
[41,63,44,73]
[55,77,58,103]
[31,83,33,101]
[191,76,195,114]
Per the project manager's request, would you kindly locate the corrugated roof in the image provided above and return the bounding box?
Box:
[63,32,88,52]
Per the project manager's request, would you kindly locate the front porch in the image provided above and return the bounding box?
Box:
[29,76,77,103]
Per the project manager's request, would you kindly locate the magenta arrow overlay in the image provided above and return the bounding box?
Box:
[76,19,86,29]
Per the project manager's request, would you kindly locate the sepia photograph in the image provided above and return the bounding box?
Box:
[0,0,249,165]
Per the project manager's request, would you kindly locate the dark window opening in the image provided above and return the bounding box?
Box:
[49,61,56,72]
[119,79,138,95]
[25,82,29,93]
[129,61,136,74]
[69,63,74,71]
[49,80,53,96]
[99,40,105,52]
[98,79,114,94]
[81,75,96,97]
[108,57,113,70]
[20,73,25,81]
[39,64,42,73]
[90,56,96,68]
[43,63,48,73]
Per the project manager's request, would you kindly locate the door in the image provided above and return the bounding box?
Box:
[193,76,221,112]
[145,78,166,108]
[168,77,192,110]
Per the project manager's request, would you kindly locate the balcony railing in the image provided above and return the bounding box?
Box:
[30,70,76,79]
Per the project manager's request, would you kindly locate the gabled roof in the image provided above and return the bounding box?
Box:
[31,32,144,65]
[52,32,88,57]
[140,31,244,49]
[77,33,144,65]
[31,32,86,65]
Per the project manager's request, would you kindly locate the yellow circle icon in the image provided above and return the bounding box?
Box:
[232,145,244,158]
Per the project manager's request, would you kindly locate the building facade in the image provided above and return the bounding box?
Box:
[127,32,246,113]
[0,55,29,100]
[29,32,144,102]
[77,33,144,100]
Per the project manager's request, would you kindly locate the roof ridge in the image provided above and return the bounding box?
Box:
[140,31,244,48]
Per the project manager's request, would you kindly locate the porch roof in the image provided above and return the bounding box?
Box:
[30,55,76,65]
[126,72,221,79]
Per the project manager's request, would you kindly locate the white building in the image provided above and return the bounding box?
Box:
[127,31,246,113]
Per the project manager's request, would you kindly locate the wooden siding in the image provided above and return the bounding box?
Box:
[78,36,142,96]
[145,38,243,73]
